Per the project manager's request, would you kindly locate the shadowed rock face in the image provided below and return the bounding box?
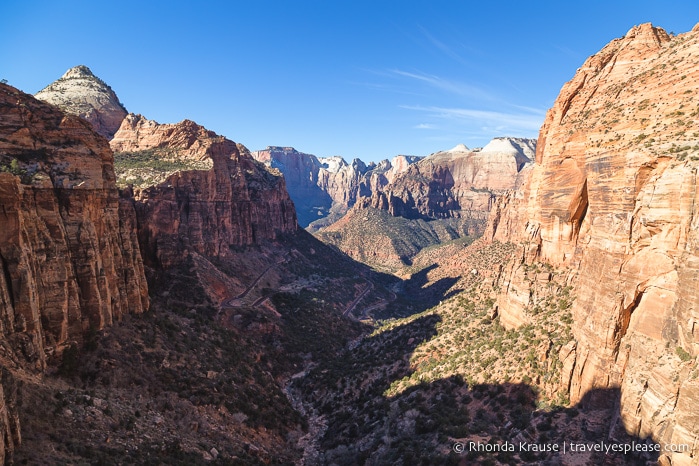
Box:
[489,23,699,464]
[112,116,298,268]
[35,65,128,139]
[0,83,149,460]
[0,83,149,363]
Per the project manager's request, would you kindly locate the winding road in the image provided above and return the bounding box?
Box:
[342,279,374,318]
[218,256,285,314]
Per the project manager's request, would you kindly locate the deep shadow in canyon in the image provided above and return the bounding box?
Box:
[8,229,663,465]
[375,263,461,321]
[293,306,661,465]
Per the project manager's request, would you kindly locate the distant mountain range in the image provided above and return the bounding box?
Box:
[272,138,532,270]
[252,146,422,229]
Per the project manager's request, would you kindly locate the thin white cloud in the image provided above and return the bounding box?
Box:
[414,123,437,129]
[402,105,544,133]
[554,44,582,60]
[391,69,495,101]
[509,104,548,116]
[417,25,470,65]
[345,79,427,97]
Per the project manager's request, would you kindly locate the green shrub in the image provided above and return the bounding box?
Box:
[676,346,693,362]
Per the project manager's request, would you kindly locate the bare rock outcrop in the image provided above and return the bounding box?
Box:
[489,24,699,464]
[112,117,298,268]
[252,146,420,227]
[35,65,127,139]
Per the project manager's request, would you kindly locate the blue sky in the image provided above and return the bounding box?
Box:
[2,1,699,161]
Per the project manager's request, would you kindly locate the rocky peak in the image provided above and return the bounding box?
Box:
[480,137,536,171]
[360,137,535,221]
[622,22,671,49]
[61,64,97,79]
[111,113,224,163]
[386,155,421,181]
[35,65,127,139]
[109,115,297,267]
[253,147,422,228]
[480,137,535,155]
[318,155,347,173]
[350,158,367,173]
[447,143,469,153]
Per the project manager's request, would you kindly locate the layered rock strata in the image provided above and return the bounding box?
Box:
[359,138,534,223]
[317,138,534,270]
[35,65,127,139]
[0,83,149,363]
[489,24,699,464]
[252,146,420,227]
[112,115,298,267]
[0,83,149,458]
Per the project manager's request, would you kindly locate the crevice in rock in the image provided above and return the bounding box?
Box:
[613,288,644,356]
[0,253,14,310]
[571,179,588,244]
[634,161,657,198]
[558,77,587,124]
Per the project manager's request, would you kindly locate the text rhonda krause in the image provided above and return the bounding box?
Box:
[460,441,690,455]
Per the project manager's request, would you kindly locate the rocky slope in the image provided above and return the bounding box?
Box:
[0,83,149,461]
[111,115,298,268]
[252,146,420,228]
[34,65,128,139]
[489,23,699,465]
[291,235,659,465]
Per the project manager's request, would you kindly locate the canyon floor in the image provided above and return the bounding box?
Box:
[8,233,660,465]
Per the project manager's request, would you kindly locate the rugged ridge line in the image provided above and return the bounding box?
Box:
[361,138,535,220]
[316,138,535,270]
[252,146,420,228]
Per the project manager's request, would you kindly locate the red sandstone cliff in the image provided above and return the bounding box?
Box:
[489,24,699,464]
[0,83,148,363]
[0,83,148,460]
[112,115,298,268]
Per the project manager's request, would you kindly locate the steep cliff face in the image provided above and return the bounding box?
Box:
[490,24,699,464]
[34,65,128,139]
[0,83,148,460]
[112,116,298,268]
[252,147,333,227]
[0,83,149,364]
[252,146,420,227]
